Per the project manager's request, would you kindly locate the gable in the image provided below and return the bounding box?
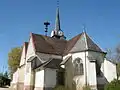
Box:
[19,42,28,66]
[26,34,36,60]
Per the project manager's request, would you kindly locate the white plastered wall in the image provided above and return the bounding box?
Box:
[26,36,35,61]
[18,66,25,83]
[24,62,34,86]
[104,59,117,82]
[11,69,19,84]
[20,44,26,66]
[66,51,99,89]
[35,70,44,88]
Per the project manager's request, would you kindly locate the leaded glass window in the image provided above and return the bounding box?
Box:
[73,58,84,76]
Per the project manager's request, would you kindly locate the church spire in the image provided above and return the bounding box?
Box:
[51,1,66,39]
[55,7,61,31]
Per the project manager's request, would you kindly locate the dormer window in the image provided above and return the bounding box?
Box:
[73,58,84,76]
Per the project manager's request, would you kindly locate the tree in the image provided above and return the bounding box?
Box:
[114,45,120,79]
[0,72,11,87]
[115,44,120,62]
[106,48,114,60]
[8,47,22,79]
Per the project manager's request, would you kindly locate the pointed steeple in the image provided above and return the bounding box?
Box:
[51,7,66,39]
[55,8,61,31]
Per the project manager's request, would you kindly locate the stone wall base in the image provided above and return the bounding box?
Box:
[18,82,24,90]
[24,85,34,90]
[34,87,53,90]
[34,87,43,90]
[76,85,97,90]
[10,83,18,90]
[11,84,54,90]
[10,82,24,90]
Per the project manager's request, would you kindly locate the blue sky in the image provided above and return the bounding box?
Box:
[0,0,120,72]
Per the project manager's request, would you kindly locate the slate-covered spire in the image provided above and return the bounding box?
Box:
[55,8,61,31]
[51,7,65,39]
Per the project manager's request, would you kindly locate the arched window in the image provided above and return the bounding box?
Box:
[73,58,84,76]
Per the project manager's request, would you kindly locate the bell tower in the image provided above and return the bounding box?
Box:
[51,3,66,39]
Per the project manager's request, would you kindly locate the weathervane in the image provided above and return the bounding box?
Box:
[44,21,50,36]
[57,0,59,8]
[82,24,87,32]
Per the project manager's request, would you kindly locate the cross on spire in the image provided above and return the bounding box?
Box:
[82,24,87,33]
[51,0,66,39]
[57,0,59,8]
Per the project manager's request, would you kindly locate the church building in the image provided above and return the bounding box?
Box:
[11,7,117,90]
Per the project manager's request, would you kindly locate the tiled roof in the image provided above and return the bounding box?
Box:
[31,32,104,56]
[64,32,104,54]
[85,33,103,52]
[31,33,67,55]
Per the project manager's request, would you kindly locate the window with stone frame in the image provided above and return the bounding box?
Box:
[73,58,84,76]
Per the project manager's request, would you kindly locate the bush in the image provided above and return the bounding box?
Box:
[104,79,120,90]
[0,72,11,87]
